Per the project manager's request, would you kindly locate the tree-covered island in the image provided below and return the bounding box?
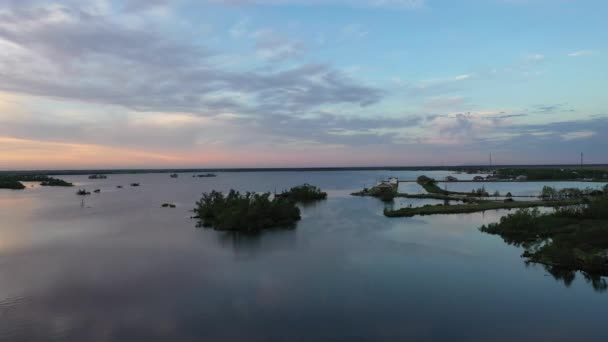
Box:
[193,190,301,232]
[276,184,328,202]
[0,175,73,189]
[480,195,608,277]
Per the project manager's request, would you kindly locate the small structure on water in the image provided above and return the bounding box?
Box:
[445,176,458,182]
[170,173,178,178]
[515,175,528,181]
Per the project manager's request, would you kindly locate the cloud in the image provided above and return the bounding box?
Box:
[525,53,545,62]
[252,29,306,61]
[568,50,596,57]
[561,130,596,141]
[530,103,575,114]
[453,74,472,81]
[123,0,176,12]
[208,0,426,9]
[0,2,381,116]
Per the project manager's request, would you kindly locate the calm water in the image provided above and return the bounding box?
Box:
[1,171,607,341]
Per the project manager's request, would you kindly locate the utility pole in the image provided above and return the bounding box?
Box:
[580,152,584,168]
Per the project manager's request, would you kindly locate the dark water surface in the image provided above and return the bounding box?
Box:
[1,171,607,341]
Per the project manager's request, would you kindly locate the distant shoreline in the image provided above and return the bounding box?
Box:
[2,164,608,176]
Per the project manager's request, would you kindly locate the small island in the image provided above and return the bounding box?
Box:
[76,189,91,196]
[88,174,108,179]
[277,184,328,202]
[351,177,398,202]
[193,173,217,178]
[0,175,73,189]
[0,179,26,190]
[480,195,608,276]
[40,178,73,187]
[193,190,301,232]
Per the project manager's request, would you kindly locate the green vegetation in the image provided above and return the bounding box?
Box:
[497,168,608,181]
[470,186,490,197]
[0,175,73,189]
[193,190,301,232]
[395,193,464,201]
[40,178,73,187]
[352,186,396,202]
[384,199,582,217]
[417,175,478,196]
[0,179,26,190]
[480,197,608,277]
[194,173,217,178]
[278,184,327,202]
[540,185,603,200]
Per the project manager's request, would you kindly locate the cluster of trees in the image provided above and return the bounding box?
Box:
[40,178,73,187]
[0,175,73,189]
[416,175,434,184]
[481,197,608,276]
[353,186,396,202]
[0,179,26,190]
[279,184,327,202]
[193,174,217,178]
[194,190,301,232]
[498,168,608,181]
[540,186,603,200]
[554,197,608,220]
[469,186,489,197]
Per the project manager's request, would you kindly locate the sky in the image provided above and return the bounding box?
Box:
[0,0,606,169]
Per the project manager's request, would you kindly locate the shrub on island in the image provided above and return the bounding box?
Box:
[40,178,73,187]
[0,175,72,188]
[193,190,301,232]
[278,184,327,202]
[480,197,608,276]
[0,179,26,190]
[416,175,435,184]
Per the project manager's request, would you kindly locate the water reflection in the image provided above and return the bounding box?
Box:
[536,263,608,292]
[1,171,608,341]
[214,229,298,257]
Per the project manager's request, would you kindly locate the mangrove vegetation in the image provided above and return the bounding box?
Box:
[384,199,583,217]
[278,184,328,202]
[193,190,301,232]
[0,175,73,189]
[480,197,608,277]
[0,179,26,190]
[496,168,608,181]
